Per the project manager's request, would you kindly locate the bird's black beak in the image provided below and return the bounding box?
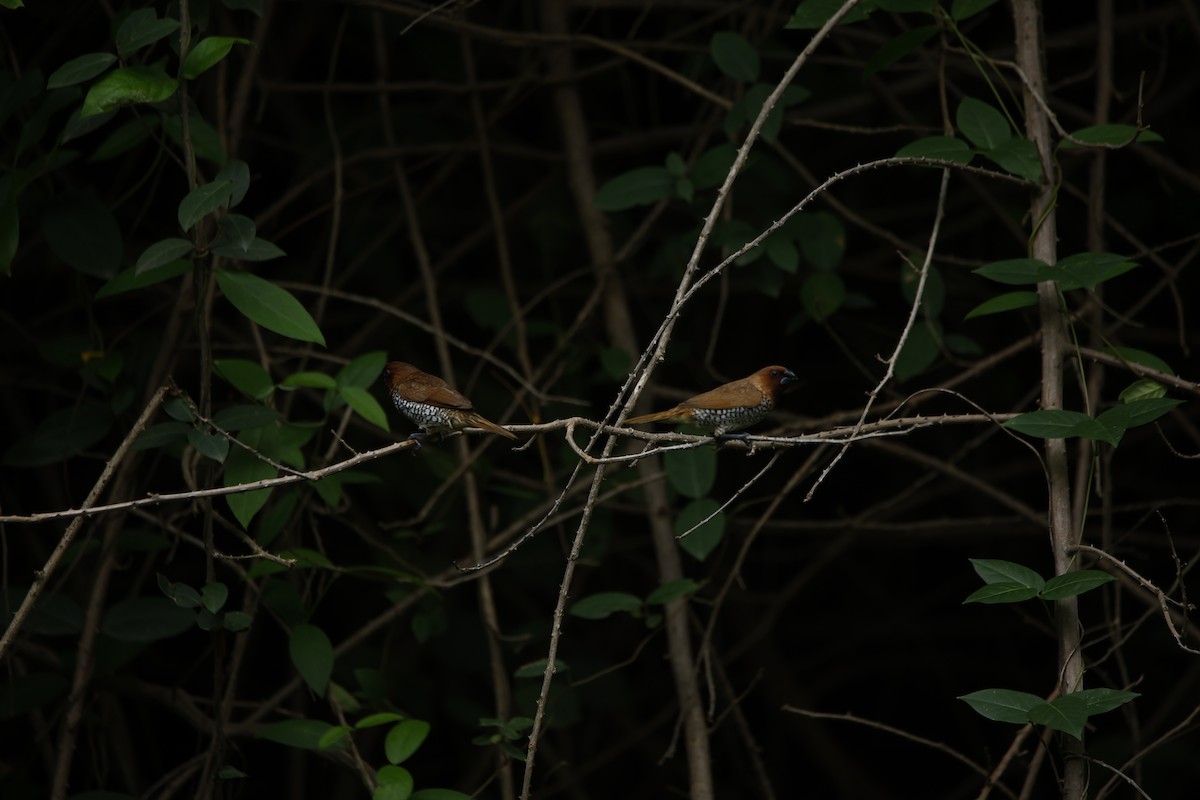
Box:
[781,369,798,388]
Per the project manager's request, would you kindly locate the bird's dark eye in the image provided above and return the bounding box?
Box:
[771,369,780,378]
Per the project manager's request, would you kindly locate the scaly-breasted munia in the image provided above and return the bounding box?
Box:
[384,361,516,442]
[624,366,796,436]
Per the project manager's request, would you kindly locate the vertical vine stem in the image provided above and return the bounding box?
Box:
[1010,1,1086,797]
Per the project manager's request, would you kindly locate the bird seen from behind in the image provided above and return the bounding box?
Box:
[383,361,517,444]
[624,365,797,437]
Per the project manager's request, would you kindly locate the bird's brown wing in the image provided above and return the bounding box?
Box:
[679,379,762,410]
[403,373,475,409]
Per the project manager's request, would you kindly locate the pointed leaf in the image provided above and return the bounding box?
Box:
[80,66,178,118]
[212,236,286,262]
[972,258,1048,285]
[1073,687,1139,715]
[290,623,333,697]
[339,386,390,431]
[384,719,431,765]
[646,579,702,605]
[676,498,725,561]
[1105,347,1174,376]
[1118,379,1166,404]
[710,31,759,82]
[957,97,1012,149]
[1059,124,1163,150]
[1097,398,1182,433]
[1028,693,1089,739]
[1003,410,1119,445]
[101,597,194,642]
[569,592,643,620]
[786,0,873,28]
[213,358,274,400]
[178,179,233,231]
[47,53,117,89]
[200,582,229,614]
[223,445,277,528]
[594,166,676,211]
[664,447,716,498]
[952,0,1001,22]
[115,9,181,58]
[97,259,192,299]
[982,137,1041,183]
[964,582,1042,604]
[969,558,1045,589]
[258,719,335,749]
[218,214,256,253]
[136,238,194,274]
[866,25,938,75]
[215,269,326,345]
[182,36,252,80]
[1053,252,1137,291]
[959,688,1044,724]
[896,135,974,165]
[965,291,1037,319]
[1040,570,1115,600]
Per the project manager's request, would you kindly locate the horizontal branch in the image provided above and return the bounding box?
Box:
[1,412,1016,525]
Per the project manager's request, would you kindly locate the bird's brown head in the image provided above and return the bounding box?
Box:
[753,365,797,400]
[383,361,420,392]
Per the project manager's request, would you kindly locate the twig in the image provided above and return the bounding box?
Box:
[0,384,167,663]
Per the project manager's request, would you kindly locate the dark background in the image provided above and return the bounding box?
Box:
[3,1,1200,798]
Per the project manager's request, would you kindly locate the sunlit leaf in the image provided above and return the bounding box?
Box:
[80,66,178,118]
[385,719,431,765]
[182,36,252,80]
[1040,570,1115,600]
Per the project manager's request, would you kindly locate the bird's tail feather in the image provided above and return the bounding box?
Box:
[624,409,681,425]
[466,414,517,439]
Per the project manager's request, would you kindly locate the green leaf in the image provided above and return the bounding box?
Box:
[96,259,192,299]
[951,0,1001,22]
[1040,570,1115,600]
[163,110,227,165]
[316,725,351,751]
[801,271,845,322]
[964,291,1037,319]
[200,582,229,614]
[258,719,335,749]
[982,136,1041,183]
[223,444,278,528]
[374,766,414,800]
[676,497,725,561]
[594,166,676,211]
[1003,409,1118,445]
[135,238,194,275]
[385,719,431,765]
[569,592,643,620]
[957,97,1012,149]
[41,191,123,278]
[513,659,568,678]
[958,688,1044,724]
[646,579,702,605]
[969,558,1045,590]
[710,31,759,82]
[1,588,82,636]
[896,135,974,164]
[866,25,938,75]
[692,144,737,190]
[290,623,333,696]
[786,0,873,28]
[188,428,230,462]
[214,358,274,400]
[337,351,388,389]
[115,9,181,58]
[339,386,390,431]
[895,324,939,383]
[47,53,117,89]
[664,447,716,498]
[216,160,252,207]
[1028,693,1089,739]
[357,713,406,729]
[876,0,937,9]
[80,66,178,118]
[182,36,252,80]
[218,214,257,253]
[215,269,327,346]
[223,611,252,632]
[1053,252,1137,291]
[1059,124,1163,150]
[101,597,194,642]
[1097,398,1183,434]
[178,179,233,231]
[1118,379,1166,404]
[157,573,202,609]
[411,791,472,800]
[212,236,286,262]
[795,211,845,270]
[3,404,114,467]
[282,371,338,390]
[134,421,190,451]
[765,235,799,273]
[972,258,1048,285]
[963,582,1042,604]
[1073,687,1139,715]
[1106,347,1174,376]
